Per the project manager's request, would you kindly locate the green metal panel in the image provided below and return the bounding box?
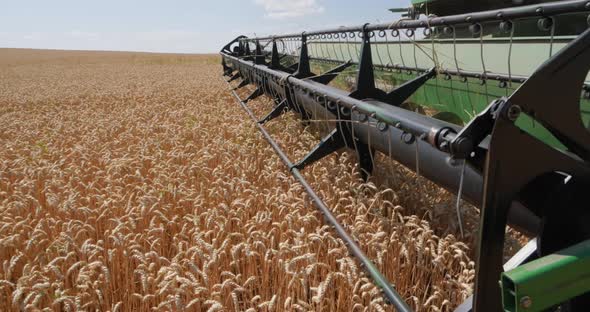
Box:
[310,60,590,150]
[402,0,578,19]
[500,239,590,312]
[309,38,590,150]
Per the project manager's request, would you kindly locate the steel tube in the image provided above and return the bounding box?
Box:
[292,90,539,234]
[228,85,413,312]
[223,52,541,235]
[245,0,590,40]
[225,53,458,149]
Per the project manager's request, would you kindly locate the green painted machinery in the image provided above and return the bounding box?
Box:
[221,0,590,310]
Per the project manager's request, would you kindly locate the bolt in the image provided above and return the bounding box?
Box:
[538,17,553,31]
[469,24,481,35]
[507,104,521,121]
[499,21,513,33]
[377,122,388,132]
[340,106,351,116]
[520,296,533,309]
[401,132,415,144]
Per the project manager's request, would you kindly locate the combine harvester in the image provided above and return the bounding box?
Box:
[221,0,590,311]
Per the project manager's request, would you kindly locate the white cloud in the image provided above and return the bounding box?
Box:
[254,0,324,19]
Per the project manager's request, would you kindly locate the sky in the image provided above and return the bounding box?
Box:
[0,0,410,54]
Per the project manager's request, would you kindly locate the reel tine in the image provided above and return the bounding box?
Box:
[549,16,556,57]
[507,19,515,89]
[387,125,393,182]
[398,27,407,69]
[330,33,341,66]
[336,101,351,150]
[324,95,330,137]
[384,28,395,69]
[319,35,329,71]
[346,31,356,66]
[367,114,376,179]
[374,31,385,69]
[415,132,420,177]
[455,158,467,238]
[412,28,419,73]
[476,23,491,104]
[450,25,476,116]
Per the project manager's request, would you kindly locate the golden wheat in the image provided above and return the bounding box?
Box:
[0,48,524,311]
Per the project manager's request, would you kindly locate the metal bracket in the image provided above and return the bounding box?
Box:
[244,86,264,103]
[349,26,433,107]
[349,26,379,100]
[294,34,313,79]
[383,67,436,106]
[233,79,250,90]
[306,61,353,85]
[501,239,590,312]
[472,28,590,312]
[454,239,538,312]
[292,124,374,180]
[243,43,253,62]
[292,128,347,170]
[270,40,281,69]
[227,72,241,82]
[258,99,288,124]
[254,40,265,65]
[446,98,504,160]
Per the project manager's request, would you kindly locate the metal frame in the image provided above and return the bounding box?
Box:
[220,1,590,311]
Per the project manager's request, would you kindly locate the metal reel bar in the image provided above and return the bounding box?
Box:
[225,81,412,312]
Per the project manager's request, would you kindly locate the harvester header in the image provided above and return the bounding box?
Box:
[221,0,590,310]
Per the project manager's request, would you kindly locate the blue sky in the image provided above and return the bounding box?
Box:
[0,0,409,53]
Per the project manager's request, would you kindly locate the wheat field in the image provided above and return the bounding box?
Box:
[0,49,513,311]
